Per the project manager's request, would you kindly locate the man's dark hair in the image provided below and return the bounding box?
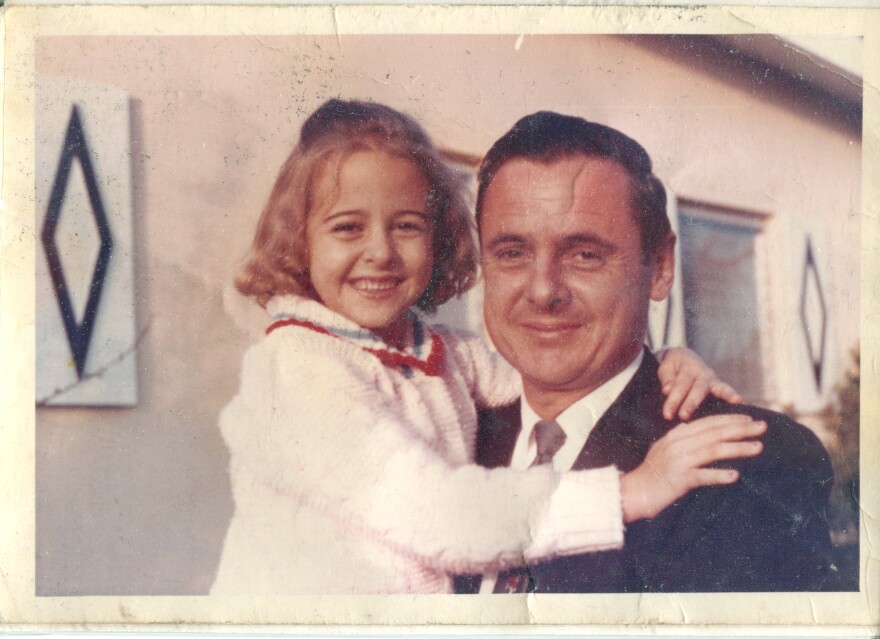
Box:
[476,111,671,261]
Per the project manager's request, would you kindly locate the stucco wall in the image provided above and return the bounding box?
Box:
[34,34,861,594]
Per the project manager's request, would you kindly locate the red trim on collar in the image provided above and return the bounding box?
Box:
[266,317,445,377]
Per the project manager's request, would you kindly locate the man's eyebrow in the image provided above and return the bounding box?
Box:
[486,234,528,249]
[561,234,615,252]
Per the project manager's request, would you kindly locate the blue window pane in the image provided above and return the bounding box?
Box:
[679,212,764,402]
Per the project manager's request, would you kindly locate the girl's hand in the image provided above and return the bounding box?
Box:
[620,414,766,522]
[657,347,743,421]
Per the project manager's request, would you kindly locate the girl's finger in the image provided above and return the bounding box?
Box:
[686,420,767,455]
[711,381,743,404]
[689,467,740,489]
[669,413,755,439]
[710,419,767,443]
[691,440,764,467]
[657,352,678,390]
[677,376,712,421]
[662,369,699,421]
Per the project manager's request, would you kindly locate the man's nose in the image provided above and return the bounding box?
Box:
[525,257,571,310]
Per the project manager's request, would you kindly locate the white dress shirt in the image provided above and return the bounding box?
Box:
[480,350,644,593]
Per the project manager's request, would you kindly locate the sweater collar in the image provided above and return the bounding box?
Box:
[265,295,443,376]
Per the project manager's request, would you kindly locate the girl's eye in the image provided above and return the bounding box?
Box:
[393,218,429,235]
[331,222,361,234]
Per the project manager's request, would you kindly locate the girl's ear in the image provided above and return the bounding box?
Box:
[649,233,676,302]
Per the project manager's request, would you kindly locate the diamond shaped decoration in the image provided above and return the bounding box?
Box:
[799,238,827,389]
[54,160,102,321]
[41,104,113,379]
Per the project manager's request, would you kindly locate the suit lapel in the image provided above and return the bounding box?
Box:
[476,352,673,473]
[571,351,673,472]
[474,400,522,469]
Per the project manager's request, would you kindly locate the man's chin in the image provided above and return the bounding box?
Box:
[519,367,597,395]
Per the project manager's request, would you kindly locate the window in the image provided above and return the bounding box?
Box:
[678,205,766,402]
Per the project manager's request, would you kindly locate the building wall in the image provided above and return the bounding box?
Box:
[34,34,861,594]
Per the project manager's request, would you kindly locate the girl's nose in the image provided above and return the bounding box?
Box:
[364,227,395,264]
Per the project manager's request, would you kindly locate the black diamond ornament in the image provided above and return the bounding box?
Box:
[41,104,114,379]
[799,238,827,389]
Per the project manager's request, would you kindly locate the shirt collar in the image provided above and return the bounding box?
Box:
[566,349,645,431]
[517,349,645,471]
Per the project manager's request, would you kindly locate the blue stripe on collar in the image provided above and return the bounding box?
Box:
[270,309,431,362]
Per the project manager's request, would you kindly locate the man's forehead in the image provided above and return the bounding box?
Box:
[492,155,590,190]
[481,155,635,228]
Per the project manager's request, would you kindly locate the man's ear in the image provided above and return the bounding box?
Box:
[649,233,676,302]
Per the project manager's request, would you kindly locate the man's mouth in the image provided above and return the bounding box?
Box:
[520,320,581,335]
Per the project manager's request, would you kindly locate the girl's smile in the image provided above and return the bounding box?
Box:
[306,150,434,346]
[349,276,404,294]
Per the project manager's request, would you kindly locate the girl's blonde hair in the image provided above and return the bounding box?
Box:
[236,99,478,313]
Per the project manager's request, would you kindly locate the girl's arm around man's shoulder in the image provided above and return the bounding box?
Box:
[431,324,522,409]
[220,328,623,575]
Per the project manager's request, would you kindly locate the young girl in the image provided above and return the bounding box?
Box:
[210,100,762,594]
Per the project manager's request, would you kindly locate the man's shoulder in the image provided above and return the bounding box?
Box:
[693,397,833,498]
[695,398,828,457]
[634,352,829,478]
[634,397,837,592]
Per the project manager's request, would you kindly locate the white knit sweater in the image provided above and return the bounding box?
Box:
[211,296,623,594]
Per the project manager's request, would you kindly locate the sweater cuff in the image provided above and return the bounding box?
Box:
[523,465,624,561]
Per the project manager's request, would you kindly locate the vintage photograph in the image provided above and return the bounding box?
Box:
[2,5,875,628]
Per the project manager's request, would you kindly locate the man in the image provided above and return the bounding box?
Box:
[457,111,838,593]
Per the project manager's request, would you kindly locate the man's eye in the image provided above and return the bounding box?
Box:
[496,249,526,261]
[569,250,605,268]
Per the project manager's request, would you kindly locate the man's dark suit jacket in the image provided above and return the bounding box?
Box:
[457,351,846,593]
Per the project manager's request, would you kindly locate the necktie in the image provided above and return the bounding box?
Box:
[494,420,566,593]
[531,419,567,467]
